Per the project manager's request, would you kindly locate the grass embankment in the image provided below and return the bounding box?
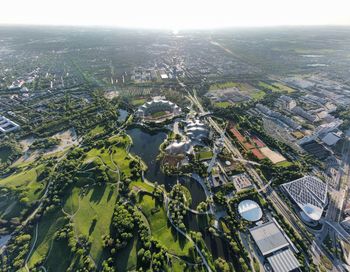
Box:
[66,183,119,262]
[0,163,47,220]
[28,210,68,269]
[137,194,194,257]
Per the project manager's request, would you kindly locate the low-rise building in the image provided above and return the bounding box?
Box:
[231,173,253,192]
[0,116,20,133]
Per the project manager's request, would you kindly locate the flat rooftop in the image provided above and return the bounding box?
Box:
[267,249,300,272]
[232,173,253,191]
[249,221,289,256]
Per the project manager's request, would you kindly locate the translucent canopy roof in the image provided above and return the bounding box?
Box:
[238,199,263,222]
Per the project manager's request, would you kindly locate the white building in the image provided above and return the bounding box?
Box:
[321,132,341,146]
[299,119,343,145]
[282,176,327,222]
[136,97,181,122]
[0,116,20,133]
[280,95,297,110]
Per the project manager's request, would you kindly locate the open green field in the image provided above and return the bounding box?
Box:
[116,234,139,271]
[44,239,73,271]
[130,180,153,193]
[209,81,239,90]
[84,134,132,177]
[196,151,213,161]
[213,101,232,108]
[137,194,194,257]
[151,111,167,118]
[131,98,146,106]
[251,90,266,100]
[258,81,296,93]
[0,163,47,218]
[275,160,293,168]
[88,125,105,137]
[65,183,118,263]
[28,210,67,269]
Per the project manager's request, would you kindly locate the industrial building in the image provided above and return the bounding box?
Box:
[249,220,300,272]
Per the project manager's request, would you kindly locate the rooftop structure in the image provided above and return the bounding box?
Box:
[210,173,227,188]
[321,132,341,146]
[280,95,297,110]
[298,119,343,145]
[185,119,210,142]
[165,140,191,155]
[256,104,301,130]
[249,221,290,256]
[282,176,327,221]
[292,106,318,122]
[267,249,300,272]
[238,200,263,222]
[0,116,20,133]
[136,97,181,123]
[232,173,253,192]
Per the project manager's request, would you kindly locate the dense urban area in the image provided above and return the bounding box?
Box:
[0,26,350,272]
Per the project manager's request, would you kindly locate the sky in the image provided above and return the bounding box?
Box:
[1,0,350,29]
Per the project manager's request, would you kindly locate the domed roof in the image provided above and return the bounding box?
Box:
[238,200,263,222]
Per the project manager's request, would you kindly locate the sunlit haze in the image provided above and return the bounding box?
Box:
[2,0,350,29]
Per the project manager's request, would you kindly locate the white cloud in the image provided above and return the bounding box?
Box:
[2,0,350,29]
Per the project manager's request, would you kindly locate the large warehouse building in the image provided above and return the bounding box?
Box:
[249,220,300,272]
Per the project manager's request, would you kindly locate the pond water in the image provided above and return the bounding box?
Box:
[179,176,207,210]
[118,109,129,123]
[126,127,233,263]
[126,127,177,190]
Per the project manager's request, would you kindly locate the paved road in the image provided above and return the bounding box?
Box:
[186,89,324,262]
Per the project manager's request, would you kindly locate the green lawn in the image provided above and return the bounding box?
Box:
[115,234,139,271]
[196,151,213,161]
[137,194,194,257]
[151,111,167,118]
[28,210,67,269]
[272,83,296,93]
[130,180,153,193]
[258,82,295,93]
[67,183,118,263]
[214,101,232,108]
[252,90,266,100]
[88,125,105,137]
[169,256,188,272]
[276,161,293,168]
[84,134,132,177]
[209,82,239,90]
[0,164,46,203]
[131,98,146,106]
[45,239,73,271]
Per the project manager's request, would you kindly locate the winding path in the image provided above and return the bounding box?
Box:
[24,223,39,272]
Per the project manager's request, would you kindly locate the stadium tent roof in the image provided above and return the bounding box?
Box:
[282,176,327,221]
[249,221,289,256]
[238,200,262,222]
[267,249,300,272]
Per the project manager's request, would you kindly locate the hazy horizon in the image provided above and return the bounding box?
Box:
[2,0,350,30]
